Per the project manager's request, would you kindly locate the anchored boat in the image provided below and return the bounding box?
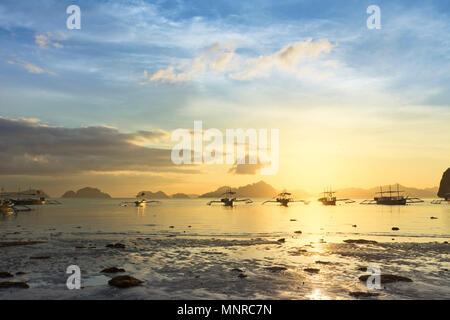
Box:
[262,191,310,207]
[0,189,46,205]
[360,184,424,205]
[207,189,252,207]
[120,193,161,207]
[318,188,354,206]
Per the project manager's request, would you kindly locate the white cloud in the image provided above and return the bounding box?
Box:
[35,32,67,49]
[229,38,336,80]
[146,39,336,83]
[7,58,56,76]
[146,41,237,83]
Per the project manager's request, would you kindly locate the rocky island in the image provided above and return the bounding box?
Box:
[61,187,111,199]
[437,168,450,200]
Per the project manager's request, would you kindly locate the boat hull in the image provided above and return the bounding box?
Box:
[11,198,45,205]
[318,197,336,206]
[374,197,407,205]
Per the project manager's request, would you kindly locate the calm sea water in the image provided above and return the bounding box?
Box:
[1,198,449,241]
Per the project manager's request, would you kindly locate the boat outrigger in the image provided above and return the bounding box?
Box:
[318,188,354,206]
[262,191,310,207]
[207,189,252,207]
[360,184,424,205]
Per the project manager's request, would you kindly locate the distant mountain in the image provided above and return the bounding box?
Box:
[136,190,170,199]
[171,193,190,199]
[437,168,450,199]
[62,190,76,198]
[336,184,439,199]
[62,187,111,198]
[199,181,308,198]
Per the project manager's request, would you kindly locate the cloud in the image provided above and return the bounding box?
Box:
[35,32,67,49]
[146,39,335,83]
[145,41,237,83]
[229,38,336,80]
[0,116,197,176]
[6,58,56,76]
[227,155,268,175]
[228,162,266,175]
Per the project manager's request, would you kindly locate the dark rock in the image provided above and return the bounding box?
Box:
[289,248,308,256]
[169,226,174,229]
[304,268,320,274]
[357,267,367,272]
[359,274,413,284]
[265,266,287,273]
[0,241,46,248]
[30,256,50,259]
[315,261,331,265]
[392,227,400,231]
[238,273,247,278]
[352,225,357,227]
[294,230,302,234]
[0,272,14,278]
[0,281,29,289]
[344,239,378,244]
[231,268,243,273]
[106,243,125,249]
[16,272,26,275]
[437,168,450,199]
[201,251,223,255]
[349,291,380,298]
[430,217,438,219]
[108,275,143,288]
[101,267,125,273]
[290,219,297,221]
[277,238,285,243]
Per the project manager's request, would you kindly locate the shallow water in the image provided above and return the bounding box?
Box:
[0,198,449,299]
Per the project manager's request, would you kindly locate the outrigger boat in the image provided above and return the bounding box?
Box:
[262,191,310,207]
[318,188,354,206]
[0,189,46,205]
[120,192,160,207]
[207,189,252,207]
[120,199,160,207]
[431,193,450,204]
[360,184,423,205]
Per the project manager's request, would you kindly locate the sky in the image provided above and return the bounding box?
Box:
[0,0,449,197]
